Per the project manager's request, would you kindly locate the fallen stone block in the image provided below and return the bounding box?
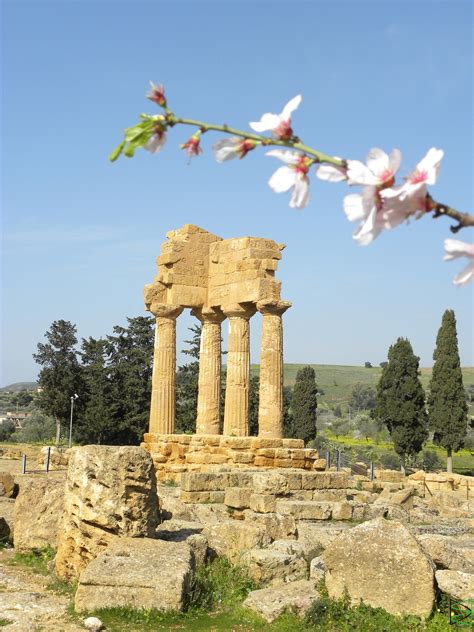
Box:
[243,579,319,622]
[243,510,297,541]
[296,522,351,559]
[156,519,207,565]
[417,534,474,573]
[74,538,194,613]
[0,472,16,498]
[13,477,65,551]
[55,445,159,581]
[241,548,308,586]
[203,519,272,563]
[436,570,474,600]
[324,518,435,618]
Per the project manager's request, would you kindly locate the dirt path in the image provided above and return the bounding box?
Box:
[0,548,84,631]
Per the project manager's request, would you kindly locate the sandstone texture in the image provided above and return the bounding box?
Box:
[75,537,194,613]
[243,579,319,622]
[324,518,435,618]
[13,476,65,551]
[0,498,14,541]
[417,534,474,573]
[0,471,16,497]
[156,519,208,565]
[203,519,272,563]
[435,570,474,600]
[241,548,308,586]
[55,445,159,581]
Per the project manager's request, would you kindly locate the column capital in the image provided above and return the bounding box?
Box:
[191,306,226,325]
[222,303,256,320]
[256,299,292,317]
[149,303,184,320]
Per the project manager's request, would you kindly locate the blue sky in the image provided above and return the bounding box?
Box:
[1,0,473,386]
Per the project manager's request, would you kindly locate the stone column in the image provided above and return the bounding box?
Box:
[222,303,256,436]
[257,300,291,438]
[148,304,183,435]
[192,307,226,435]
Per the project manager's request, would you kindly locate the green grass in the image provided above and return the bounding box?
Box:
[83,558,454,632]
[8,547,56,575]
[250,364,474,411]
[0,619,13,627]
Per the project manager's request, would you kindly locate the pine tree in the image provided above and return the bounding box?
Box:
[33,320,82,444]
[428,310,468,472]
[107,316,154,443]
[176,324,201,433]
[78,337,115,444]
[374,338,428,472]
[290,366,318,444]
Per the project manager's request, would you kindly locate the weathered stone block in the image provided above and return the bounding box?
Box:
[435,570,474,600]
[301,472,348,490]
[0,472,16,498]
[241,549,308,586]
[253,472,289,495]
[281,438,305,449]
[331,502,353,520]
[249,494,276,513]
[313,459,327,471]
[243,510,297,540]
[243,580,319,622]
[181,490,225,504]
[225,487,250,509]
[181,472,237,492]
[276,500,333,520]
[74,538,194,613]
[275,458,304,469]
[324,518,435,618]
[203,520,272,562]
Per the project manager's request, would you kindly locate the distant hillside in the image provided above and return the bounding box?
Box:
[0,382,37,392]
[251,364,474,410]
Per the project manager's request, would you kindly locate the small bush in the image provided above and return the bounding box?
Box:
[379,452,400,470]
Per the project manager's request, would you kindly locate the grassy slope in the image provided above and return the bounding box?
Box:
[251,364,474,409]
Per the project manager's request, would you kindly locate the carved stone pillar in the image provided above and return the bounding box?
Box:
[148,304,183,434]
[257,300,291,438]
[192,307,226,435]
[222,303,256,436]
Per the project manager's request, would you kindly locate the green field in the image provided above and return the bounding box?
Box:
[251,364,474,411]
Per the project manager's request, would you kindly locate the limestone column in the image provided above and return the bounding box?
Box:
[257,300,291,438]
[148,304,183,435]
[192,307,226,435]
[222,304,256,436]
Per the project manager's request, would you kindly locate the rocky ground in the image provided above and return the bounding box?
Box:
[0,548,82,631]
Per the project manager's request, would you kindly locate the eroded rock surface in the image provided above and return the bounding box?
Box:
[243,579,319,622]
[55,445,159,581]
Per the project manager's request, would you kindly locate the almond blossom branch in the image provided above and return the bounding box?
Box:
[426,195,474,233]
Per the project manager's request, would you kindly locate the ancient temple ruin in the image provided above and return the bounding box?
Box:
[142,225,320,476]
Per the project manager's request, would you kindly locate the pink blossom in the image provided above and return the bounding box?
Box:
[347,147,402,187]
[213,137,258,162]
[266,150,312,209]
[180,133,203,158]
[146,81,167,108]
[144,121,167,154]
[444,239,474,286]
[250,95,302,141]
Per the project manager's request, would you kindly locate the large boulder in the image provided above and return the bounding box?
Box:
[0,498,15,541]
[324,518,435,618]
[13,477,65,551]
[243,580,319,622]
[74,537,194,613]
[55,446,159,581]
[435,570,474,600]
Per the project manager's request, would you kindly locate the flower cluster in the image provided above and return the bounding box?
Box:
[109,84,473,286]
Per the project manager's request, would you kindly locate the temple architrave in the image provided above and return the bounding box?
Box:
[141,225,321,478]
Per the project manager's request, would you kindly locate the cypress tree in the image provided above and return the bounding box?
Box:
[428,309,468,473]
[374,338,428,472]
[290,366,318,444]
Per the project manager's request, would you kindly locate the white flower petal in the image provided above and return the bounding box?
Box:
[213,138,240,163]
[280,94,302,121]
[353,206,381,246]
[290,175,310,209]
[444,239,474,261]
[388,148,402,175]
[249,113,281,132]
[268,166,296,193]
[343,194,365,222]
[316,164,347,182]
[416,147,444,185]
[453,261,474,286]
[266,150,299,165]
[347,160,379,186]
[144,133,166,154]
[366,147,389,177]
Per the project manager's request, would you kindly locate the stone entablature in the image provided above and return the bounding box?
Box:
[144,225,291,439]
